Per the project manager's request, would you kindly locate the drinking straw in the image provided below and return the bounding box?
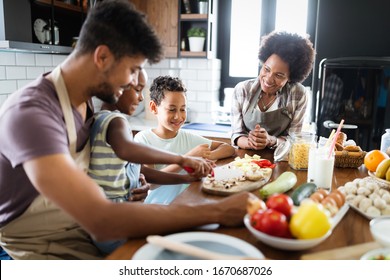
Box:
[325,129,336,147]
[328,119,344,159]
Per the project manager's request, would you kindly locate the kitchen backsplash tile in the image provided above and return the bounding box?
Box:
[0,52,16,65]
[0,66,5,79]
[26,67,46,79]
[15,53,35,66]
[35,54,54,66]
[6,66,26,80]
[0,50,221,124]
[0,80,17,94]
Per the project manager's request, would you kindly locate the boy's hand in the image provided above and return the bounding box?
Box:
[186,144,211,158]
[129,173,150,201]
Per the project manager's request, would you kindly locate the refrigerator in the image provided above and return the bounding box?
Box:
[315,57,390,151]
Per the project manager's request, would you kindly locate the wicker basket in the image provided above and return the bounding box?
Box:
[335,150,366,168]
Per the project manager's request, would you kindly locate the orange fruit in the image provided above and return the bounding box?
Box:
[364,150,389,172]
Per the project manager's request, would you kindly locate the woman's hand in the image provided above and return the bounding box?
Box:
[129,173,150,201]
[247,124,269,150]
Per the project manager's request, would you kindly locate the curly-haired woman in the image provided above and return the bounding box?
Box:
[231,31,316,150]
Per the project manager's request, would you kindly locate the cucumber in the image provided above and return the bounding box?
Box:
[259,171,297,199]
[290,182,317,206]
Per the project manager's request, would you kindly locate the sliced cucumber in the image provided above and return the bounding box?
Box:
[290,182,317,206]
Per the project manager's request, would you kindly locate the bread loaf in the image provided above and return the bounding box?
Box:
[344,145,362,152]
[335,142,344,151]
[336,132,347,146]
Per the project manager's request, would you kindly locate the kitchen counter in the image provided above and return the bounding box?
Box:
[128,114,231,140]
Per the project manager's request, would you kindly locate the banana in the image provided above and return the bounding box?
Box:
[375,158,390,179]
[386,166,390,181]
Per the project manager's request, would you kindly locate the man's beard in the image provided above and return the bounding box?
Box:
[90,82,118,104]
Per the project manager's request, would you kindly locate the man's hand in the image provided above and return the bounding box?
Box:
[216,192,255,227]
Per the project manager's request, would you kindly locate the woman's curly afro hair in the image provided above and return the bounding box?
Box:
[258,31,316,83]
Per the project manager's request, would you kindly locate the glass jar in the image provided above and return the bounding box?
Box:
[288,132,316,170]
[380,129,390,155]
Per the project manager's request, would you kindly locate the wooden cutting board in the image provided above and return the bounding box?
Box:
[300,242,381,260]
[201,168,272,196]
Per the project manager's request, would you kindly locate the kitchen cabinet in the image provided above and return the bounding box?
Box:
[0,0,86,53]
[178,0,217,58]
[130,0,217,59]
[130,0,178,58]
[31,0,87,47]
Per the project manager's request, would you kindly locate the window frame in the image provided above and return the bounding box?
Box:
[217,0,318,106]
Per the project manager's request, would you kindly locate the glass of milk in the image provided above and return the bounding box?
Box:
[308,146,335,190]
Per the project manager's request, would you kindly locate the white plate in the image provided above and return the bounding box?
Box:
[33,18,47,44]
[132,232,264,260]
[360,247,390,260]
[348,203,390,220]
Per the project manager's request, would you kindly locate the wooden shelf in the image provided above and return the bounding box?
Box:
[180,14,208,20]
[180,51,207,57]
[34,0,86,13]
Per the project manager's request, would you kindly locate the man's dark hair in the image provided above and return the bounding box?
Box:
[150,76,187,106]
[258,31,316,83]
[76,0,163,63]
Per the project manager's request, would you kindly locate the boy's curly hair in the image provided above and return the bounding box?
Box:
[150,76,187,105]
[258,31,316,83]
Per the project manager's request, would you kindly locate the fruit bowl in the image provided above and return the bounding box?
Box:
[368,171,390,188]
[244,214,332,251]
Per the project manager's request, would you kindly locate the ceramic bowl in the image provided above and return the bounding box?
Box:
[243,214,332,251]
[370,217,390,247]
[360,248,390,260]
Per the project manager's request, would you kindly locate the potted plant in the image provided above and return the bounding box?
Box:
[187,27,206,52]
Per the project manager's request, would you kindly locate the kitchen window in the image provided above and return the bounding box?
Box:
[217,0,317,111]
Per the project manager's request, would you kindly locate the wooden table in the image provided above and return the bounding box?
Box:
[106,148,377,260]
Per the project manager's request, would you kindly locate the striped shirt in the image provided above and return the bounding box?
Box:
[88,111,132,199]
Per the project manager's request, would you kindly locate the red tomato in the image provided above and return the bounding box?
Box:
[252,209,291,238]
[266,194,294,218]
[251,159,276,168]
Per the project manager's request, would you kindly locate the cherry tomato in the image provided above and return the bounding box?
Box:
[265,193,294,218]
[251,159,276,168]
[252,209,291,238]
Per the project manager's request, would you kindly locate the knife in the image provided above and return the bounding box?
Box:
[212,166,244,181]
[184,166,244,181]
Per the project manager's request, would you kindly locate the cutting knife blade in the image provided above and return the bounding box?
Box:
[213,166,244,181]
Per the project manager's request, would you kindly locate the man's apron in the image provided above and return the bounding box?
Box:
[0,66,102,259]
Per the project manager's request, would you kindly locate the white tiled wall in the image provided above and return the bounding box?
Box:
[0,50,221,124]
[0,51,67,105]
[144,58,221,123]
